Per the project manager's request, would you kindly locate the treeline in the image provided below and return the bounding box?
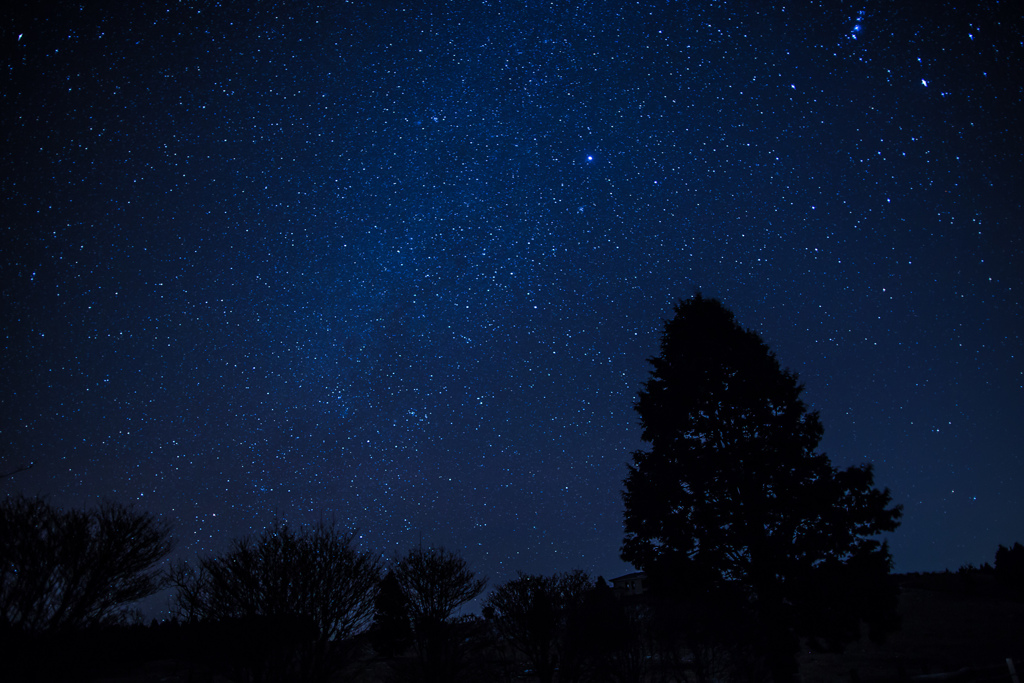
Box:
[899,542,1024,595]
[4,495,1024,683]
[0,495,670,683]
[4,297,1022,682]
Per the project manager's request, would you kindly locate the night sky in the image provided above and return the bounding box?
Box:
[2,0,1022,601]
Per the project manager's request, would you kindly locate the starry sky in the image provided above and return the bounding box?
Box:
[2,0,1022,597]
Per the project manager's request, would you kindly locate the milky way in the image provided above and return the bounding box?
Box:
[2,1,1022,598]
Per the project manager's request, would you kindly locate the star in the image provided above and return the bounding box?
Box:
[1,0,1020,606]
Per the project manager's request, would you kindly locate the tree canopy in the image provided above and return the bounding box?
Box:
[172,519,382,639]
[484,570,591,683]
[171,519,382,683]
[621,294,902,680]
[392,545,486,626]
[389,546,488,683]
[0,495,173,633]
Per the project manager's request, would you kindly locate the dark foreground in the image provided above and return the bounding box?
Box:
[799,572,1024,682]
[5,572,1021,683]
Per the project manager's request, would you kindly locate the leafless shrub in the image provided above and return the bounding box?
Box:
[0,495,173,633]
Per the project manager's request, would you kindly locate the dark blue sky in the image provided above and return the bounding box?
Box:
[2,0,1021,595]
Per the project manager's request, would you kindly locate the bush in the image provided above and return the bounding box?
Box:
[171,519,382,683]
[0,495,173,633]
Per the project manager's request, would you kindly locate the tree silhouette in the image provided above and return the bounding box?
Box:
[995,542,1024,590]
[621,294,902,682]
[0,495,173,633]
[484,570,590,683]
[370,570,414,658]
[393,545,486,625]
[171,519,382,683]
[391,545,487,683]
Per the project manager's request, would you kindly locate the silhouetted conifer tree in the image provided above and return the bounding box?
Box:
[622,294,902,682]
[371,570,413,658]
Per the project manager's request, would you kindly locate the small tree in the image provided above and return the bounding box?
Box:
[995,542,1024,590]
[0,495,173,633]
[622,295,902,681]
[171,519,382,683]
[391,546,487,683]
[393,546,486,625]
[484,570,591,683]
[370,570,414,658]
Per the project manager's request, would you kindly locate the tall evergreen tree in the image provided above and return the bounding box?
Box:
[622,294,902,681]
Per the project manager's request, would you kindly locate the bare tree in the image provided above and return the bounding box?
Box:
[391,546,487,683]
[393,545,486,625]
[0,495,173,633]
[484,570,591,683]
[171,519,382,682]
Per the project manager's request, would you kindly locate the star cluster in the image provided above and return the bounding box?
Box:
[2,1,1021,591]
